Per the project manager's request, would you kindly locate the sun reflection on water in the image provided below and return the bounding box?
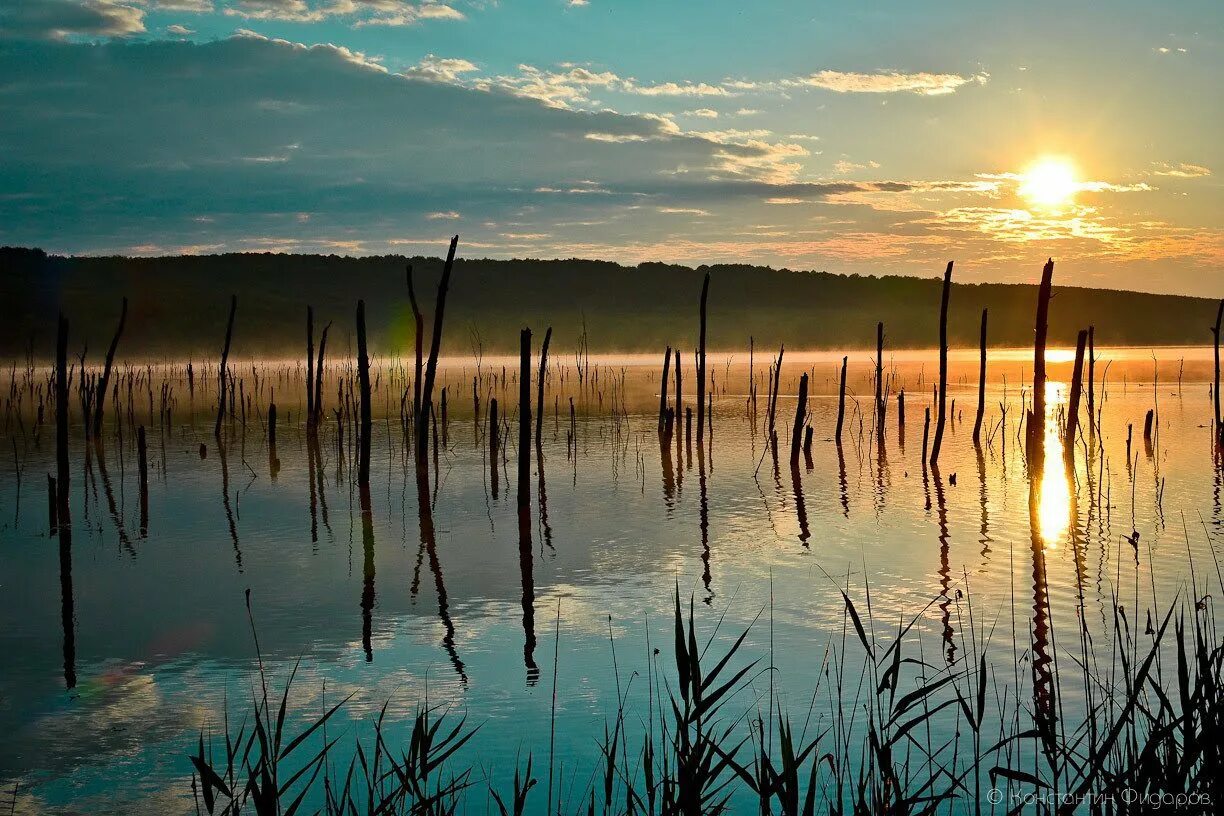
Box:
[1037,381,1072,546]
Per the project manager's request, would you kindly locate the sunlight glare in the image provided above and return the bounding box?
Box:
[1037,381,1072,546]
[1019,157,1079,210]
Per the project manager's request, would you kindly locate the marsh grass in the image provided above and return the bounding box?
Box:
[187,559,1222,815]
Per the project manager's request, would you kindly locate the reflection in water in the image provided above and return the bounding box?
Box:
[519,507,538,684]
[790,461,810,548]
[359,484,376,663]
[58,523,76,690]
[1037,383,1071,547]
[698,448,712,602]
[836,443,850,518]
[931,463,956,665]
[414,464,467,684]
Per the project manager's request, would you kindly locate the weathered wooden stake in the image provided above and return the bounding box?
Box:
[1065,329,1088,462]
[835,355,847,444]
[417,237,458,464]
[875,322,885,434]
[658,346,672,434]
[535,327,552,446]
[1031,259,1055,458]
[696,272,710,442]
[92,297,127,439]
[930,261,953,466]
[356,300,372,487]
[973,308,988,445]
[55,313,70,524]
[518,328,532,511]
[790,373,808,465]
[305,305,315,431]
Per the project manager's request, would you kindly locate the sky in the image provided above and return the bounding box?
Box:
[0,0,1221,295]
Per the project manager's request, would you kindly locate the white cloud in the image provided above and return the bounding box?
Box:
[166,22,193,33]
[426,211,461,220]
[1149,162,1210,178]
[785,70,986,95]
[683,108,719,119]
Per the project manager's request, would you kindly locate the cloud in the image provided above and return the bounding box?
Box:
[0,0,145,39]
[785,69,986,95]
[220,0,464,25]
[832,159,880,174]
[683,108,719,119]
[1149,162,1211,178]
[166,23,194,33]
[426,210,461,220]
[0,34,860,252]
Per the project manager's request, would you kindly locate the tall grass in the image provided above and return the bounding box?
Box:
[189,567,1222,815]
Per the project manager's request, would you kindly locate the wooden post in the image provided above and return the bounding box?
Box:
[897,390,906,430]
[696,272,710,442]
[921,406,931,464]
[1065,329,1088,462]
[973,308,988,445]
[137,425,148,535]
[214,295,237,439]
[314,322,329,431]
[1086,325,1095,432]
[55,313,70,524]
[305,305,315,432]
[875,322,885,433]
[1031,259,1055,457]
[92,297,127,439]
[407,264,424,431]
[836,355,847,444]
[930,261,953,466]
[790,373,808,465]
[518,328,532,511]
[1214,301,1223,443]
[417,237,458,464]
[673,348,682,430]
[535,327,551,446]
[356,300,372,487]
[489,397,500,499]
[658,346,672,435]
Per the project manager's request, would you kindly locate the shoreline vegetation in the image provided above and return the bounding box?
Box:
[1,246,1217,358]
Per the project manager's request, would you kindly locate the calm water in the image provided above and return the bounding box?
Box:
[0,347,1220,813]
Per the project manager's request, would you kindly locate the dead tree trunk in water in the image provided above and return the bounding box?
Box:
[836,355,847,444]
[658,346,672,434]
[305,306,315,433]
[1087,325,1095,434]
[314,322,330,430]
[930,261,953,466]
[214,295,237,439]
[674,348,682,427]
[535,326,551,447]
[92,297,127,440]
[789,373,808,465]
[973,308,987,445]
[1031,259,1055,460]
[696,272,709,443]
[407,265,424,436]
[875,322,885,435]
[1065,329,1088,465]
[518,328,532,512]
[1213,301,1223,445]
[55,313,70,524]
[356,300,372,487]
[417,237,458,466]
[767,346,784,443]
[489,397,500,499]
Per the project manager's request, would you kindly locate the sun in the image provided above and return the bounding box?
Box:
[1018,156,1079,209]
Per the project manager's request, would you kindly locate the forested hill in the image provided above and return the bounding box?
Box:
[1,246,1217,359]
